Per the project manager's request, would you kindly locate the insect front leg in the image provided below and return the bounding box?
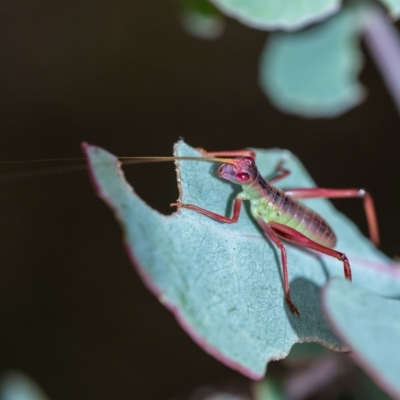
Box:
[284,188,379,245]
[256,217,300,316]
[171,198,243,224]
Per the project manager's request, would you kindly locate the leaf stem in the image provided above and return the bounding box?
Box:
[363,6,400,114]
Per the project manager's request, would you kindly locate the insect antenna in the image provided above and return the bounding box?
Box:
[0,155,235,182]
[117,156,235,165]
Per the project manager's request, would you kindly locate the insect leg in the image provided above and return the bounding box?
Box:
[256,218,300,316]
[284,188,379,245]
[269,222,352,281]
[267,160,291,184]
[171,198,242,224]
[196,148,256,159]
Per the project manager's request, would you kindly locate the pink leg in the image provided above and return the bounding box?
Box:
[284,188,379,246]
[255,218,300,315]
[269,222,352,281]
[267,160,291,184]
[256,220,352,315]
[196,148,256,160]
[171,198,243,224]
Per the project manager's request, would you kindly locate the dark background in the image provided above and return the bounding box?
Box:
[0,1,399,399]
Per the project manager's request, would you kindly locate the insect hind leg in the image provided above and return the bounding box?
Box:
[269,222,352,281]
[283,187,379,246]
[256,218,300,316]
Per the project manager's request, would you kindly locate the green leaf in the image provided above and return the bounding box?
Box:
[322,280,400,399]
[210,0,340,30]
[379,0,400,19]
[0,371,50,400]
[84,140,400,378]
[260,6,365,117]
[177,0,225,40]
[286,342,327,362]
[253,378,288,400]
[178,0,220,15]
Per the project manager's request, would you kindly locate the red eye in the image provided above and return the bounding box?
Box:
[237,172,250,181]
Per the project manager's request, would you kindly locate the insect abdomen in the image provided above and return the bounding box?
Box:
[263,187,337,248]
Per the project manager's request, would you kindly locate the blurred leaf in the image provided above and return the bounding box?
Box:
[0,371,50,400]
[354,367,394,400]
[210,0,340,30]
[260,6,365,118]
[177,0,225,39]
[197,393,250,400]
[178,0,219,15]
[84,140,400,378]
[379,0,400,19]
[252,378,288,400]
[323,280,400,399]
[286,342,327,362]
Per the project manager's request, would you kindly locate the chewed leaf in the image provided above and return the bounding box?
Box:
[260,6,365,117]
[84,140,400,378]
[322,280,400,399]
[379,0,400,19]
[210,0,340,30]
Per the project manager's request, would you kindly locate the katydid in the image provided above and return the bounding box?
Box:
[171,148,379,316]
[0,147,379,316]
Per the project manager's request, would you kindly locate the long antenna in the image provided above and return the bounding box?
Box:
[0,155,235,165]
[116,156,235,164]
[0,155,235,182]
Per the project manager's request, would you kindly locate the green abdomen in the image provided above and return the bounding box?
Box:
[252,189,336,248]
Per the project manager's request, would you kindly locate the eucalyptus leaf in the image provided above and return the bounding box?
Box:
[322,280,400,399]
[379,0,400,18]
[260,6,365,117]
[210,0,340,30]
[0,371,50,400]
[84,141,400,378]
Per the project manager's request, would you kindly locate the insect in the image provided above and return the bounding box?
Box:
[170,148,379,316]
[1,147,379,315]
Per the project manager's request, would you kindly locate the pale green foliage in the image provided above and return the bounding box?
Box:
[85,141,398,378]
[179,1,400,117]
[209,0,400,30]
[380,0,400,18]
[253,379,288,400]
[0,371,50,400]
[210,0,339,30]
[177,0,225,39]
[260,6,365,117]
[323,280,400,399]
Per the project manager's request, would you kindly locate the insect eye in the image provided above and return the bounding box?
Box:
[242,156,255,165]
[237,172,250,181]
